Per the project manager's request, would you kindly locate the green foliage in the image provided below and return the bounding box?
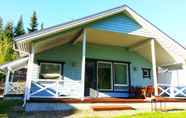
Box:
[0,20,17,64]
[0,100,23,113]
[114,111,186,118]
[0,17,3,32]
[0,31,16,64]
[40,22,44,30]
[0,11,42,66]
[4,21,14,38]
[14,16,25,37]
[27,11,38,32]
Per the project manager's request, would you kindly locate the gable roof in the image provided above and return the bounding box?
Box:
[15,5,129,42]
[14,4,186,64]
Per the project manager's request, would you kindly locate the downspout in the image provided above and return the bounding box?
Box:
[13,42,30,56]
[13,42,31,107]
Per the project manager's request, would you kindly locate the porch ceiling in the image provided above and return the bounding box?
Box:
[86,28,147,47]
[34,28,176,66]
[86,29,176,66]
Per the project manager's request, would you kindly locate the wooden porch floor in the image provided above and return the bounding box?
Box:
[28,97,186,103]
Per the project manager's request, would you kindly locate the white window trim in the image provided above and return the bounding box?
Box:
[97,61,113,91]
[113,63,129,87]
[39,62,62,80]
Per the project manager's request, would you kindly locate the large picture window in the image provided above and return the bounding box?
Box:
[40,62,62,79]
[97,62,112,91]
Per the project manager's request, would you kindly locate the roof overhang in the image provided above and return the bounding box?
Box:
[0,57,28,72]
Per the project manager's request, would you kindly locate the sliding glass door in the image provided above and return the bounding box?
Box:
[97,62,113,91]
[113,63,128,91]
[97,61,129,91]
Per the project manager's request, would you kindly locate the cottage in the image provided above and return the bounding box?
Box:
[1,5,186,107]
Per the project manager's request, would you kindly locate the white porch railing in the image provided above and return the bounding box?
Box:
[30,79,81,98]
[158,84,186,98]
[6,82,25,95]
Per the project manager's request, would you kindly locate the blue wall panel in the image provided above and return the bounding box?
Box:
[88,13,141,33]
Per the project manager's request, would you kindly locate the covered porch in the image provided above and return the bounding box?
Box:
[23,28,176,99]
[2,28,185,101]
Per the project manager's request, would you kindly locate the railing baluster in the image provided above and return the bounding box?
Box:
[29,79,81,98]
[158,83,186,98]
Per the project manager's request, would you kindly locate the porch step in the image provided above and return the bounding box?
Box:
[91,105,135,111]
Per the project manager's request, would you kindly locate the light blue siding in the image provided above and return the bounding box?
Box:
[30,13,151,98]
[31,43,153,97]
[86,43,153,87]
[87,13,141,33]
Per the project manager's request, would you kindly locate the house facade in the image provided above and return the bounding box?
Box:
[1,5,186,104]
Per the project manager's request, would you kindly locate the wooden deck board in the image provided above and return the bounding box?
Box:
[28,97,186,103]
[28,97,146,103]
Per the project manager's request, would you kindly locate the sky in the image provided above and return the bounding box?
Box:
[0,0,186,44]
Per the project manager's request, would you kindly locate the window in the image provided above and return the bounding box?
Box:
[142,68,151,79]
[12,68,27,82]
[97,62,112,91]
[40,62,62,79]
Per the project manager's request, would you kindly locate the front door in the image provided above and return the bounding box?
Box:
[85,60,97,97]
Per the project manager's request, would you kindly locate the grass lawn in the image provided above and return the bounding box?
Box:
[0,99,25,118]
[114,111,186,118]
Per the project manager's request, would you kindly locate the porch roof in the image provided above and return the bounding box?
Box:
[0,57,28,72]
[33,28,175,66]
[83,29,175,66]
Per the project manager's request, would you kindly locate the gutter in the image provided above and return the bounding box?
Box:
[13,42,30,56]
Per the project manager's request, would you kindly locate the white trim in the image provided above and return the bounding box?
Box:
[80,30,87,99]
[97,61,113,91]
[24,44,35,105]
[4,70,10,95]
[30,81,57,96]
[39,62,62,80]
[151,39,158,96]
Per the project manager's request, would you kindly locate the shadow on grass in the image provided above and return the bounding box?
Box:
[0,99,79,118]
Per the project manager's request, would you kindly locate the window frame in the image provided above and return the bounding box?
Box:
[142,68,151,79]
[38,61,64,80]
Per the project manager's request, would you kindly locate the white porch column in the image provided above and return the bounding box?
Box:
[4,69,11,95]
[80,30,87,100]
[151,39,158,96]
[24,44,35,102]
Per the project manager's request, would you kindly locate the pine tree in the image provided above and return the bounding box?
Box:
[4,21,14,38]
[14,16,25,37]
[40,22,44,30]
[0,17,3,33]
[27,11,38,32]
